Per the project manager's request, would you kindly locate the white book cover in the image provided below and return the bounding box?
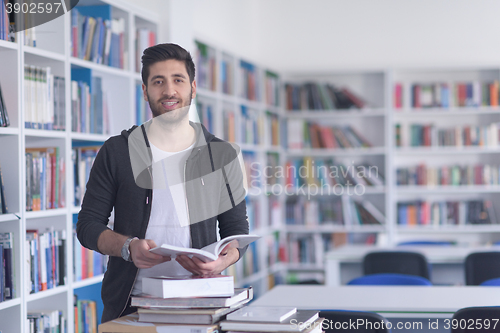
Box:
[142,275,234,299]
[226,306,297,323]
[150,234,261,262]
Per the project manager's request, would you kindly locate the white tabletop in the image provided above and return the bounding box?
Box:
[252,285,500,316]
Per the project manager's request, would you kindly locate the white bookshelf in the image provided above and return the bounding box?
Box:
[0,0,159,331]
[193,38,288,297]
[280,66,500,282]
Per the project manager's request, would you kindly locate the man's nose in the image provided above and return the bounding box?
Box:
[162,82,176,97]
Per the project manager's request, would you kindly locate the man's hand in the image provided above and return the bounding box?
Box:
[129,238,171,269]
[175,244,239,276]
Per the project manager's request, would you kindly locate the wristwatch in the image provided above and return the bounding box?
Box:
[121,237,138,262]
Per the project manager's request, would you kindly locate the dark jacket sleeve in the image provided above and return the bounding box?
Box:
[76,141,117,253]
[217,144,249,260]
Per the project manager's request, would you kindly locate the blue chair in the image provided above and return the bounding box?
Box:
[451,306,500,332]
[347,273,432,286]
[465,252,500,285]
[480,277,500,286]
[320,310,390,333]
[363,251,431,279]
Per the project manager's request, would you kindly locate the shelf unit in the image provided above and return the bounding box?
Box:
[0,0,158,331]
[282,71,389,284]
[281,66,500,283]
[392,66,500,245]
[193,39,288,297]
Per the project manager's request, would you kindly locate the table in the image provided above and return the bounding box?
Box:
[252,285,500,333]
[325,244,500,286]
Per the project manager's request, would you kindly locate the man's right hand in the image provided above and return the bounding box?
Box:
[129,239,171,268]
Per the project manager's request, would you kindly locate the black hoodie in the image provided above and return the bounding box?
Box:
[77,122,249,322]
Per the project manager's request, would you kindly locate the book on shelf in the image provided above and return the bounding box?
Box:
[397,199,497,226]
[195,40,217,91]
[394,82,403,109]
[226,306,297,323]
[407,81,500,108]
[287,120,373,150]
[221,54,234,95]
[0,232,14,301]
[223,107,236,142]
[74,297,97,333]
[239,60,260,101]
[397,163,500,186]
[220,310,321,332]
[71,6,126,68]
[285,82,367,110]
[142,275,234,299]
[25,147,65,211]
[150,234,261,262]
[0,161,8,214]
[396,122,500,148]
[0,81,10,127]
[287,234,319,265]
[285,158,384,189]
[27,310,65,333]
[73,146,100,207]
[265,71,280,107]
[71,67,108,134]
[0,243,3,301]
[24,65,66,130]
[26,229,65,293]
[132,287,253,308]
[196,98,215,133]
[136,28,157,72]
[137,298,250,324]
[135,83,152,125]
[266,111,281,146]
[99,313,219,333]
[73,228,106,282]
[286,195,384,227]
[239,105,263,145]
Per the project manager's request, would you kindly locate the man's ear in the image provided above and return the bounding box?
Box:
[191,80,197,99]
[142,83,148,102]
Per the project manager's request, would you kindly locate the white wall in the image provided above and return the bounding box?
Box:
[122,0,500,72]
[256,0,500,72]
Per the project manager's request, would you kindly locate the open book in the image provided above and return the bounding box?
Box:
[149,234,261,262]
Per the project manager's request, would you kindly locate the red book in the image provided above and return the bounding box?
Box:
[81,245,87,280]
[394,83,403,109]
[491,81,499,107]
[413,85,421,108]
[458,84,467,107]
[319,126,337,148]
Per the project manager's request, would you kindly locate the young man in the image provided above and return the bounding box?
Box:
[76,43,249,322]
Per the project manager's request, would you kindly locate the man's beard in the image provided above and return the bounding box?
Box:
[147,89,192,124]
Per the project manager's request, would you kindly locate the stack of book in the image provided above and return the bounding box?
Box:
[220,306,324,333]
[98,283,253,333]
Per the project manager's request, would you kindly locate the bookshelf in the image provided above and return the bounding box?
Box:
[282,72,389,283]
[281,66,500,283]
[392,67,500,243]
[0,0,159,331]
[193,39,288,297]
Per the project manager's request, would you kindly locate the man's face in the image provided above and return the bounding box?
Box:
[143,59,196,123]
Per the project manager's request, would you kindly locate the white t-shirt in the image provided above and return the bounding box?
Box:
[131,142,194,295]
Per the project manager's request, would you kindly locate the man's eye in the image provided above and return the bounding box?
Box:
[155,81,162,85]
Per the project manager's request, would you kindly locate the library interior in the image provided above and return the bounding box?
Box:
[1,0,500,332]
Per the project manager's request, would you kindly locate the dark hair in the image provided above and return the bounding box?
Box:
[141,43,196,86]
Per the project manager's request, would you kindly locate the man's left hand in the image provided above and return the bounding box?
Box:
[175,245,239,276]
